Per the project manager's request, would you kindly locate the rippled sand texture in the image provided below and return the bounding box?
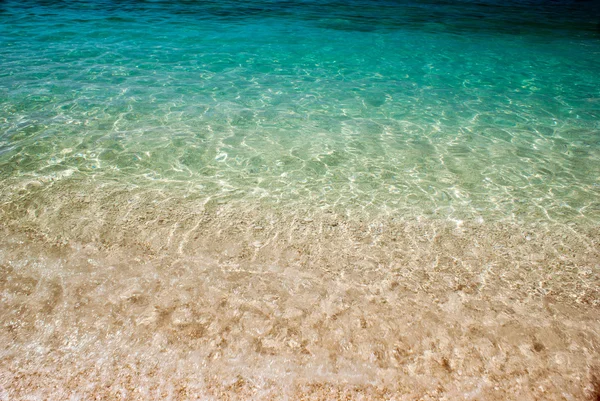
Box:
[1,195,600,400]
[0,212,599,400]
[1,0,600,399]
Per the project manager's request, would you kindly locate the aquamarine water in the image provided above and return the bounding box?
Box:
[1,0,599,223]
[1,1,600,399]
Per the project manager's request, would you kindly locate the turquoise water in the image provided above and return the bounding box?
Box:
[3,2,600,398]
[1,0,599,222]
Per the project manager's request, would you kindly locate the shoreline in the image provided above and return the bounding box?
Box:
[1,203,598,400]
[2,0,600,398]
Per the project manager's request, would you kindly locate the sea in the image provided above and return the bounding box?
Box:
[1,0,599,399]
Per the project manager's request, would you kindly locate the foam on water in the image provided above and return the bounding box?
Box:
[1,0,600,399]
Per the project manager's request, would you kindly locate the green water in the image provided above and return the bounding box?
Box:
[2,2,600,398]
[1,0,599,223]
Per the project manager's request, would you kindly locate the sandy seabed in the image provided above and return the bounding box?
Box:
[0,184,599,400]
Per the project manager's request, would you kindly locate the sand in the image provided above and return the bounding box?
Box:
[1,181,599,400]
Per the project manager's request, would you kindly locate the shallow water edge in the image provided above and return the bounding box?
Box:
[1,197,599,400]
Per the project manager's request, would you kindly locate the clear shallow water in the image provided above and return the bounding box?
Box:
[1,0,599,223]
[1,1,600,399]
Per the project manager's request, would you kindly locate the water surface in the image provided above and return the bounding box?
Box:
[1,1,599,399]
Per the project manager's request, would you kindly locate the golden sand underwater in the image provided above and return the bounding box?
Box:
[1,180,598,400]
[2,1,600,398]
